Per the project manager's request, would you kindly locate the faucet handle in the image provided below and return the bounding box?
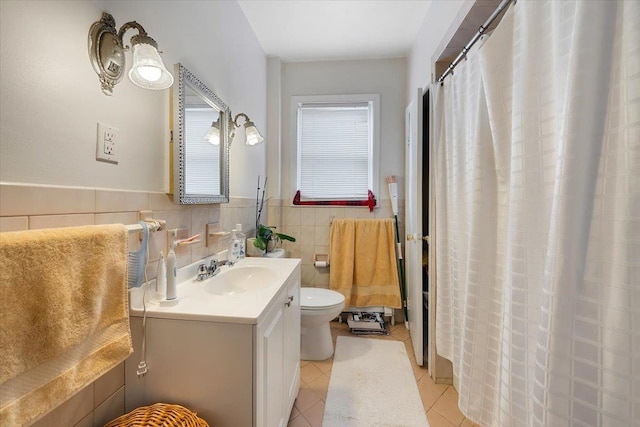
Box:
[209,259,218,273]
[197,264,208,281]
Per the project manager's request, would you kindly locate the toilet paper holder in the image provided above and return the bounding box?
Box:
[314,253,329,268]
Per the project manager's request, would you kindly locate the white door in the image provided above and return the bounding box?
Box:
[405,89,423,365]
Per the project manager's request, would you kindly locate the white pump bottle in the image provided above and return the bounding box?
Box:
[166,229,177,300]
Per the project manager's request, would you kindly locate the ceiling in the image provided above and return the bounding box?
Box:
[237,0,432,62]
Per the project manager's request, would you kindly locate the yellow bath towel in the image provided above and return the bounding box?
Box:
[329,218,401,309]
[0,225,133,426]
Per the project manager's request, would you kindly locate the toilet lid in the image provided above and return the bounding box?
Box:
[300,288,345,309]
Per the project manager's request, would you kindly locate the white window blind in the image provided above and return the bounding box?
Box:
[184,108,221,194]
[297,102,372,200]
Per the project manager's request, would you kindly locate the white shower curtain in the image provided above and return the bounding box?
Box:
[434,1,639,426]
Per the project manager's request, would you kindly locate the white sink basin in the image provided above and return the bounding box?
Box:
[205,266,277,295]
[129,257,301,324]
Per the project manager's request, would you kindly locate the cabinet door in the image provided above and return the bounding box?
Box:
[283,276,301,416]
[258,304,286,427]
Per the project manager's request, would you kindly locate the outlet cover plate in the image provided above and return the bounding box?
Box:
[96,122,119,164]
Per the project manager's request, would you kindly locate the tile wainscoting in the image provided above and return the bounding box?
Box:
[266,198,405,289]
[0,182,256,426]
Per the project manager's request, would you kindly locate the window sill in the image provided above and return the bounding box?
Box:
[292,190,377,212]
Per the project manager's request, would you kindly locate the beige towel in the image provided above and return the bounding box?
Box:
[0,225,132,426]
[329,218,401,309]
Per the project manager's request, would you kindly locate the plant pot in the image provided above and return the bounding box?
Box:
[246,237,265,257]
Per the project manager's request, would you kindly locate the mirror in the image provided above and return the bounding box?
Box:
[171,63,230,204]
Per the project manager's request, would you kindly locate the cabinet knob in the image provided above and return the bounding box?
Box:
[285,295,294,307]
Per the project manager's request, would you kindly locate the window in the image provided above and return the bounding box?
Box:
[184,108,220,194]
[292,94,380,201]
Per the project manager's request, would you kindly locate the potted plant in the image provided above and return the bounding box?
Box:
[252,176,296,254]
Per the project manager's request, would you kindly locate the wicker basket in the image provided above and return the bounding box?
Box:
[104,403,209,427]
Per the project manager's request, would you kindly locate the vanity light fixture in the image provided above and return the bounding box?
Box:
[88,12,173,95]
[204,119,221,145]
[231,113,264,146]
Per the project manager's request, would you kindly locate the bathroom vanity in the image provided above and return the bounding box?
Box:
[124,258,301,427]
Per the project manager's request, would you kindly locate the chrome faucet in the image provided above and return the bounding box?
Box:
[196,258,235,281]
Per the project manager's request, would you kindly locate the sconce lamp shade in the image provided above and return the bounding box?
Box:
[244,120,264,146]
[204,120,221,145]
[88,12,173,95]
[128,39,174,90]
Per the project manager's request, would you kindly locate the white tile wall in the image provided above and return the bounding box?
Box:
[31,385,93,427]
[29,214,95,230]
[0,216,28,231]
[0,184,95,216]
[277,199,404,288]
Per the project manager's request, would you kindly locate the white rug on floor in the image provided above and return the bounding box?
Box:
[323,336,429,427]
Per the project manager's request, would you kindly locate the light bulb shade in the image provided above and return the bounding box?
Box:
[128,42,173,90]
[244,120,264,146]
[204,121,221,145]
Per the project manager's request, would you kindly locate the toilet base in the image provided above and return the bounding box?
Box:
[300,322,334,360]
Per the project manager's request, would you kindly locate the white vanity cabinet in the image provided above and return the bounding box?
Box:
[124,259,301,427]
[256,274,300,427]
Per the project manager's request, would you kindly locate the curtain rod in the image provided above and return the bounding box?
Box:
[436,0,516,83]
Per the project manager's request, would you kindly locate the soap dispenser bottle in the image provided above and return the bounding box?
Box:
[229,224,245,262]
[166,229,177,300]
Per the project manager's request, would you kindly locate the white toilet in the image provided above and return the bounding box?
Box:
[300,287,345,360]
[262,249,345,360]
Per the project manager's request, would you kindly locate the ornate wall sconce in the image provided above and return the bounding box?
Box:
[205,112,264,146]
[231,113,264,146]
[88,12,173,95]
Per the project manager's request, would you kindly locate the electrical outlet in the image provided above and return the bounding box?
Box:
[96,122,119,164]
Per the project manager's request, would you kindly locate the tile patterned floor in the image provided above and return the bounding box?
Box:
[288,321,480,427]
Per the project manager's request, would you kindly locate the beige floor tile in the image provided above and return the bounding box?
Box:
[301,400,325,427]
[431,387,465,426]
[405,345,428,381]
[306,373,330,401]
[460,418,481,427]
[294,386,323,412]
[413,364,429,382]
[417,376,446,410]
[390,326,410,341]
[300,363,324,384]
[300,360,310,368]
[311,357,333,374]
[419,372,449,394]
[427,409,457,427]
[404,338,414,352]
[287,414,312,427]
[289,405,300,421]
[330,321,349,331]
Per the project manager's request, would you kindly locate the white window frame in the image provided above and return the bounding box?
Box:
[290,94,380,203]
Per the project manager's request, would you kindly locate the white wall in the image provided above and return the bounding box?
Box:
[0,0,266,197]
[276,58,407,202]
[406,0,470,101]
